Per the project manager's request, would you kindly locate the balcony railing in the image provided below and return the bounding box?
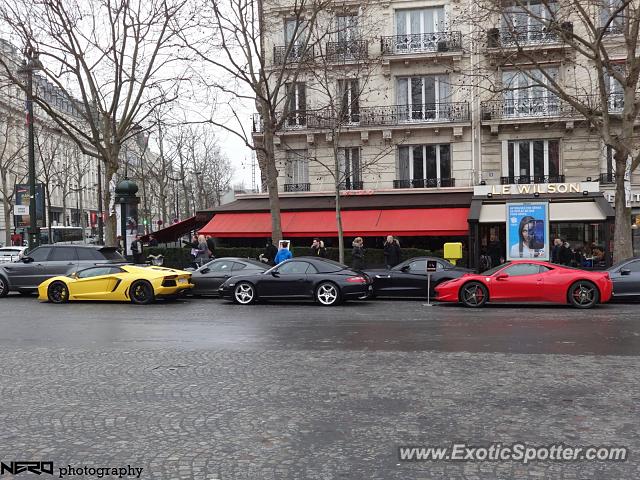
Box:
[481,94,624,121]
[339,180,364,190]
[599,173,616,184]
[326,40,368,62]
[381,31,462,55]
[487,23,571,48]
[500,175,565,185]
[394,178,456,189]
[273,45,314,65]
[284,183,310,192]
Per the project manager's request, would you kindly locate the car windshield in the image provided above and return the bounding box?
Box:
[483,262,511,275]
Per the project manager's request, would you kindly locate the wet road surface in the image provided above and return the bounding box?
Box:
[1,295,639,479]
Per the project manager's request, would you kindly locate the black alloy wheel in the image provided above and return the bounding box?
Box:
[47,281,69,304]
[459,281,488,308]
[129,280,155,305]
[0,276,8,297]
[568,281,599,309]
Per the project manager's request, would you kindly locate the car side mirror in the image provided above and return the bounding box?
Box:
[200,268,210,274]
[400,265,410,272]
[22,256,33,263]
[271,270,280,277]
[495,273,509,281]
[620,268,632,276]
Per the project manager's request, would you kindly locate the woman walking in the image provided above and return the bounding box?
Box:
[194,235,209,266]
[351,237,365,271]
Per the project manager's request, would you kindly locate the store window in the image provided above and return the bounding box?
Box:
[504,139,560,183]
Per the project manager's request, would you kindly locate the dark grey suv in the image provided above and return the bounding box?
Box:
[0,245,126,296]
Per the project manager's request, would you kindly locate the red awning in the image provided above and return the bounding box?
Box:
[199,208,469,237]
[142,216,206,243]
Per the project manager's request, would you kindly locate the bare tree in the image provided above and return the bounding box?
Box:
[184,0,332,243]
[0,0,196,245]
[0,115,26,245]
[463,0,640,262]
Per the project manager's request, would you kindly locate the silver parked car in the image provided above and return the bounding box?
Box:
[0,245,126,296]
[0,246,27,263]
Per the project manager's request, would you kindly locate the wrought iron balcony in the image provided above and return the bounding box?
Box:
[599,173,616,184]
[486,23,571,48]
[381,31,462,55]
[359,102,470,125]
[393,178,456,189]
[500,175,565,185]
[481,98,572,120]
[273,45,314,65]
[284,183,311,192]
[326,40,368,62]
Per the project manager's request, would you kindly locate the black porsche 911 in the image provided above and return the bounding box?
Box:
[218,257,372,306]
[608,257,640,299]
[364,256,471,299]
[190,257,268,296]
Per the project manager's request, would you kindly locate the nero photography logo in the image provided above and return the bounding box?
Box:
[1,461,54,475]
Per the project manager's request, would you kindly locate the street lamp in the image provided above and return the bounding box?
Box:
[18,48,43,250]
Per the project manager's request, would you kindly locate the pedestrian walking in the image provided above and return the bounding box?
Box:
[383,235,402,268]
[487,232,504,267]
[194,235,209,266]
[551,238,562,263]
[205,235,216,259]
[310,238,326,258]
[351,237,365,270]
[130,235,143,264]
[559,240,573,266]
[260,240,278,265]
[275,240,293,265]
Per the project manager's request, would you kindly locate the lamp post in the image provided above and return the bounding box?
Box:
[18,49,43,250]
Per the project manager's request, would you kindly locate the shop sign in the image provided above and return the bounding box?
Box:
[474,182,600,197]
[506,202,550,261]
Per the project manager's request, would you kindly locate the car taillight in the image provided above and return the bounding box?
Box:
[346,276,367,284]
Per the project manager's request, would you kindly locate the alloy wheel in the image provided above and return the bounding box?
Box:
[0,277,7,297]
[234,283,255,304]
[570,282,597,308]
[316,283,339,306]
[461,282,487,307]
[130,281,154,305]
[48,281,69,304]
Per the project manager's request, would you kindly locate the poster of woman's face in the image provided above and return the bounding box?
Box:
[506,202,549,261]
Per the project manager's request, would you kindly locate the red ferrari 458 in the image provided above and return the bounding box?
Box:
[435,260,612,309]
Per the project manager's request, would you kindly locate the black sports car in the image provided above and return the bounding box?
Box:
[364,256,471,299]
[218,257,372,306]
[190,257,268,295]
[608,257,640,299]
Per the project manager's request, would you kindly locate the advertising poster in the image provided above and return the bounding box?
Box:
[506,202,549,261]
[14,183,46,228]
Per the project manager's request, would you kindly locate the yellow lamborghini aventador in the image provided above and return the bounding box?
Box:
[38,265,193,304]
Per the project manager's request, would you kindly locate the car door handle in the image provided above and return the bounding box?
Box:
[375,274,391,279]
[67,262,75,265]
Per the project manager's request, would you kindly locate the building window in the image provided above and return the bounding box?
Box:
[503,139,560,183]
[285,82,306,127]
[502,68,559,117]
[338,147,362,189]
[396,75,450,121]
[285,18,307,46]
[604,65,624,112]
[501,1,557,45]
[397,144,452,188]
[338,79,359,123]
[285,149,309,190]
[336,14,358,43]
[394,7,446,53]
[600,0,625,34]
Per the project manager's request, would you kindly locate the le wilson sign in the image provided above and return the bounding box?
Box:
[474,182,599,197]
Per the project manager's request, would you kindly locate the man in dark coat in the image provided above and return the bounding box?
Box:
[263,240,278,266]
[383,235,401,268]
[487,232,504,267]
[205,235,216,258]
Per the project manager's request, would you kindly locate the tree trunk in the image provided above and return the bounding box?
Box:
[62,195,67,226]
[103,161,118,247]
[262,125,282,244]
[1,172,11,246]
[336,186,344,264]
[613,154,632,263]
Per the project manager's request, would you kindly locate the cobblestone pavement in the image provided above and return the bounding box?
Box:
[1,296,639,479]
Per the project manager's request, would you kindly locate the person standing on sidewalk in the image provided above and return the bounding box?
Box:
[130,235,143,264]
[351,237,365,270]
[383,235,402,269]
[205,235,216,259]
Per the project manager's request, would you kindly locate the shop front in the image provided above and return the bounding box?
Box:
[600,187,640,257]
[468,181,615,270]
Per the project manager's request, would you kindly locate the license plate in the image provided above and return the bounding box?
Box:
[178,278,187,284]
